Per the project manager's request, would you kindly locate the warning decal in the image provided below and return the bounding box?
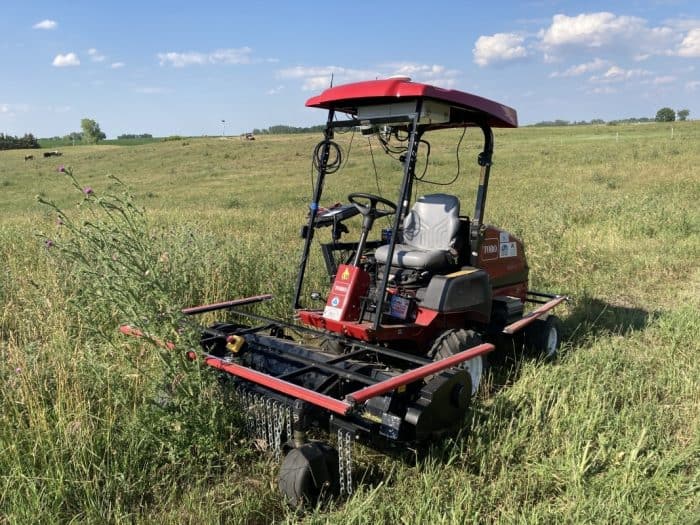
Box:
[500,241,517,258]
[323,306,342,321]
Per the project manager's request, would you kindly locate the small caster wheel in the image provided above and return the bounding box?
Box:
[278,442,339,507]
[524,315,561,361]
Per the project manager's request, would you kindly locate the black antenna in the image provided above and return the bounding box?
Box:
[330,73,334,87]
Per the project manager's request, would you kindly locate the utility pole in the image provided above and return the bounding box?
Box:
[221,119,226,137]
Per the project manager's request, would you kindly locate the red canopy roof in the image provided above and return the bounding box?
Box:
[306,78,517,128]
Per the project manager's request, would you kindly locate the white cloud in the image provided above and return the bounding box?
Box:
[590,66,651,83]
[473,33,528,66]
[266,85,284,95]
[541,12,646,48]
[677,28,700,57]
[157,47,253,67]
[278,65,377,91]
[110,62,125,69]
[52,52,80,67]
[158,52,206,67]
[0,103,31,116]
[686,80,700,91]
[88,48,106,62]
[539,12,676,59]
[652,75,676,85]
[550,57,609,77]
[33,19,57,30]
[134,87,169,94]
[383,62,460,87]
[587,86,618,95]
[278,62,461,91]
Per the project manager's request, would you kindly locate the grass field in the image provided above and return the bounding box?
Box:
[1,122,699,523]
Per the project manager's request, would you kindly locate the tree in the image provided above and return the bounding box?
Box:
[81,118,106,143]
[63,131,83,143]
[655,107,676,122]
[0,133,39,150]
[677,109,690,121]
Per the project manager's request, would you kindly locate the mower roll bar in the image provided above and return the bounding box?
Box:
[371,100,423,330]
[293,109,336,309]
[292,100,497,332]
[502,294,568,335]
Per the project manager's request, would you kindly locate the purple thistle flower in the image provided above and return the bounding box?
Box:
[57,165,65,173]
[44,239,55,249]
[83,186,94,196]
[15,367,21,374]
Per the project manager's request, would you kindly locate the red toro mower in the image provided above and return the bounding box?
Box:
[125,77,566,505]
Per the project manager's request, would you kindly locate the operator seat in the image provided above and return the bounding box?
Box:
[375,193,461,272]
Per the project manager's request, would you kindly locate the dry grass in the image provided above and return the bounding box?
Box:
[1,121,698,523]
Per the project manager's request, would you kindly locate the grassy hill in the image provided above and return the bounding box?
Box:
[1,122,698,523]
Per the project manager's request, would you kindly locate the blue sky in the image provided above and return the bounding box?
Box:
[1,1,699,138]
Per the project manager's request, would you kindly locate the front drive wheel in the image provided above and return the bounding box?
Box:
[430,329,485,396]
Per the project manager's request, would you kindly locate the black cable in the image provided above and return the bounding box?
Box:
[309,139,342,193]
[393,128,409,142]
[312,139,342,174]
[377,134,408,159]
[413,127,467,186]
[413,139,431,181]
[340,127,355,170]
[367,136,382,197]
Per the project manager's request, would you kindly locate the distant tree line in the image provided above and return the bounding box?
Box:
[251,124,326,135]
[530,117,654,127]
[0,133,40,150]
[117,133,153,139]
[531,107,690,127]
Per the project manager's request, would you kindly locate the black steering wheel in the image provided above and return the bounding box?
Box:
[348,192,397,220]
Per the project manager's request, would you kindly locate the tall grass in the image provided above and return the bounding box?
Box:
[1,122,698,523]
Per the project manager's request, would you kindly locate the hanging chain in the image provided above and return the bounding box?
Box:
[286,405,293,444]
[337,428,354,496]
[265,398,274,448]
[337,428,346,496]
[273,401,285,457]
[256,394,265,443]
[235,387,294,457]
[344,429,353,496]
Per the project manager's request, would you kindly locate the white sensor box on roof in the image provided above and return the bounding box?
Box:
[357,100,451,125]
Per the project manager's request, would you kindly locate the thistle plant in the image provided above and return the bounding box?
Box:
[36,167,242,476]
[37,166,179,337]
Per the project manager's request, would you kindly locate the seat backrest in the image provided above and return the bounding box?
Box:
[402,194,461,251]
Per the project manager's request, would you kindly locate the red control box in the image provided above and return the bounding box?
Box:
[323,264,370,322]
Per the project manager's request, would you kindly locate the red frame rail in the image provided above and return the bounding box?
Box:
[204,356,353,415]
[502,295,567,335]
[181,294,273,316]
[119,325,175,350]
[346,343,494,404]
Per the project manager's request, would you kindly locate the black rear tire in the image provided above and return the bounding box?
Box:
[278,442,339,507]
[429,329,486,396]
